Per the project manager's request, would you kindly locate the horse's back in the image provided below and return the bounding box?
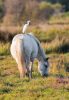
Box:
[23,34,38,58]
[10,34,38,62]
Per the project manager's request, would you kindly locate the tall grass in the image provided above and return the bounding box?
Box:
[49,12,69,24]
[41,37,69,53]
[0,26,22,41]
[0,42,10,56]
[0,24,69,54]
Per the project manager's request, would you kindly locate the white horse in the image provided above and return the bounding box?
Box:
[10,33,49,79]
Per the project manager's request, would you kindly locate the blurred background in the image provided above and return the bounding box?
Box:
[0,0,69,24]
[0,0,69,53]
[0,0,69,75]
[0,1,69,99]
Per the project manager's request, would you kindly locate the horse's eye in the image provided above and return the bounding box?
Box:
[44,57,49,61]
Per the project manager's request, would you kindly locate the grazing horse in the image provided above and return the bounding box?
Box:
[10,33,49,79]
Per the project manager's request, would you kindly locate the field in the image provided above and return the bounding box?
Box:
[0,23,69,100]
[0,47,69,100]
[0,0,69,99]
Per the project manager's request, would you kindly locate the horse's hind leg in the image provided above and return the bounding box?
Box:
[17,55,26,79]
[17,63,26,79]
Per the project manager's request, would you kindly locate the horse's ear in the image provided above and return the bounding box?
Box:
[45,57,49,61]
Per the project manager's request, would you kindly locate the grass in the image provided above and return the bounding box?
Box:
[0,42,10,56]
[49,12,69,24]
[41,37,69,53]
[0,24,69,99]
[0,54,69,100]
[0,23,69,42]
[0,24,69,54]
[0,37,69,56]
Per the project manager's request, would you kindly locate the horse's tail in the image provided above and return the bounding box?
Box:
[16,38,26,78]
[16,38,24,64]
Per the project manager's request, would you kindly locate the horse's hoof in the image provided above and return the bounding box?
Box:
[26,73,29,77]
[42,74,48,77]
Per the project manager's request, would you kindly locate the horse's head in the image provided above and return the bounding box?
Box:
[38,57,49,77]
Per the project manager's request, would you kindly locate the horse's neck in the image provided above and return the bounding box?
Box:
[37,44,46,61]
[31,34,46,61]
[27,33,46,61]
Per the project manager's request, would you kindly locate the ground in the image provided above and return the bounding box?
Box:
[0,55,69,100]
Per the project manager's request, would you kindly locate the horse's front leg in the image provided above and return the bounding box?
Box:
[26,61,33,79]
[29,62,33,79]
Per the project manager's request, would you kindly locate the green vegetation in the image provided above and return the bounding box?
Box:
[0,42,10,56]
[0,0,4,20]
[0,55,69,100]
[0,0,69,24]
[0,0,69,99]
[0,25,69,54]
[0,25,69,99]
[49,12,69,24]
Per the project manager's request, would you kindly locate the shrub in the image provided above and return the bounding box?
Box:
[64,62,69,72]
[0,0,4,21]
[0,42,10,55]
[39,2,54,19]
[52,3,63,13]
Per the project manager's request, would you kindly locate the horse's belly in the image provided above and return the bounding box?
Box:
[24,38,38,60]
[31,45,38,59]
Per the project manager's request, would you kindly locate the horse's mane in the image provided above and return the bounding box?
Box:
[27,33,46,60]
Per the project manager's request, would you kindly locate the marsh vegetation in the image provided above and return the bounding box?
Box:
[0,0,69,99]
